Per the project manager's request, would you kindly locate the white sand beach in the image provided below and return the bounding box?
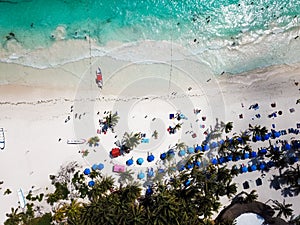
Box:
[0,41,299,223]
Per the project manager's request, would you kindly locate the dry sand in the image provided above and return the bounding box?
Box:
[0,49,299,223]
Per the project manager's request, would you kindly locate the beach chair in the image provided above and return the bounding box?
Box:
[243,181,250,189]
[256,178,262,186]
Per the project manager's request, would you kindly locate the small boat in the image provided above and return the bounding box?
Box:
[96,67,103,88]
[67,139,86,144]
[0,128,5,150]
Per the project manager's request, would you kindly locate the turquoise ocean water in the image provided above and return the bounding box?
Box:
[1,0,300,74]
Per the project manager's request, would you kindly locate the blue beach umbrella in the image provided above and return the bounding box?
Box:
[84,168,91,175]
[203,144,210,151]
[219,139,225,145]
[178,164,185,171]
[92,164,98,171]
[250,164,257,171]
[158,168,165,173]
[267,161,275,168]
[290,156,298,163]
[137,158,144,165]
[179,149,186,156]
[138,172,145,179]
[210,142,218,149]
[250,151,257,158]
[241,166,248,173]
[237,137,243,144]
[243,153,250,159]
[167,149,175,156]
[195,145,202,152]
[194,161,201,167]
[284,143,291,151]
[97,163,104,170]
[263,134,270,141]
[146,187,153,196]
[187,147,194,154]
[126,158,134,166]
[160,153,167,160]
[186,163,194,169]
[235,155,241,161]
[219,157,226,164]
[184,179,191,187]
[255,135,262,141]
[259,163,266,170]
[88,180,95,187]
[147,154,155,162]
[211,158,218,165]
[148,169,154,177]
[259,148,267,155]
[227,155,233,161]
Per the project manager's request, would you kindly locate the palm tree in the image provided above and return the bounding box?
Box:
[119,182,142,203]
[122,132,141,150]
[271,199,294,219]
[224,122,233,133]
[105,111,120,128]
[243,190,258,203]
[152,130,158,139]
[118,169,134,185]
[174,141,186,151]
[4,208,21,225]
[4,188,12,195]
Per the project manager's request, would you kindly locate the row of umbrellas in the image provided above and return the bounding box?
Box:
[138,168,155,179]
[126,154,155,166]
[83,164,105,187]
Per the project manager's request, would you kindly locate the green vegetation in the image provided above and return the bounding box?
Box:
[87,136,100,147]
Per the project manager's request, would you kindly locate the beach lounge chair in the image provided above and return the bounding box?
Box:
[243,181,250,189]
[256,178,262,186]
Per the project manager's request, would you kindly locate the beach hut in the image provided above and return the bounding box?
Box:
[138,172,145,179]
[211,158,218,165]
[241,166,248,173]
[97,163,104,170]
[187,147,194,154]
[126,158,134,166]
[147,154,155,162]
[84,168,91,175]
[88,180,95,187]
[137,158,144,165]
[160,153,167,160]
